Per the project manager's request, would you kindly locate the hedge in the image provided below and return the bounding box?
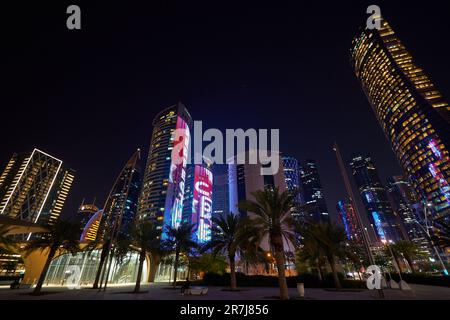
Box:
[388,273,450,287]
[200,272,366,289]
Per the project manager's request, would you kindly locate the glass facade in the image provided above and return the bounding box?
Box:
[351,17,450,224]
[299,160,330,223]
[350,154,402,242]
[282,156,303,223]
[98,150,141,240]
[44,250,147,286]
[138,103,193,237]
[0,148,75,239]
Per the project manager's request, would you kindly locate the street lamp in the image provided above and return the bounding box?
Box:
[415,202,449,276]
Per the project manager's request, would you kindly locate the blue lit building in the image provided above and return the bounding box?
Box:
[282,156,303,223]
[350,154,402,243]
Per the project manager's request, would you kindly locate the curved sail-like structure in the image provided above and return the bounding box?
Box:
[98,150,141,241]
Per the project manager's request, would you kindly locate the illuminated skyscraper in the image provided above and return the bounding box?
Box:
[350,154,402,242]
[138,103,192,238]
[299,160,330,223]
[182,164,213,244]
[336,200,364,242]
[212,173,229,219]
[351,17,450,223]
[282,156,303,223]
[98,150,141,240]
[0,148,75,238]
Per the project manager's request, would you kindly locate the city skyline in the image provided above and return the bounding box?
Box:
[1,2,450,226]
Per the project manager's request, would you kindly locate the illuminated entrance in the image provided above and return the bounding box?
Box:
[44,250,148,286]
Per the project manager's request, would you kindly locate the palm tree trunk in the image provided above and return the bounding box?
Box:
[404,255,415,273]
[149,253,159,282]
[134,250,145,293]
[33,246,57,295]
[328,256,341,290]
[173,249,180,287]
[229,252,237,290]
[274,249,289,300]
[316,262,323,282]
[93,245,108,289]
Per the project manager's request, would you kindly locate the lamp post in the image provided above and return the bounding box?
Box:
[333,143,384,298]
[415,202,449,276]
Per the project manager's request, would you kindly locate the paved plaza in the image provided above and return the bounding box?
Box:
[0,283,449,300]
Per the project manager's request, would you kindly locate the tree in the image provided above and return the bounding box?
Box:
[304,222,347,290]
[238,187,295,300]
[189,253,228,276]
[130,222,160,293]
[202,213,258,290]
[24,220,81,295]
[390,240,423,273]
[162,223,198,287]
[296,234,327,281]
[0,225,16,253]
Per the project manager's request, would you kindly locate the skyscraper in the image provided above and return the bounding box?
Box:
[182,164,213,244]
[336,200,364,242]
[350,154,402,242]
[138,103,192,238]
[212,172,229,219]
[351,17,450,223]
[98,149,141,240]
[387,176,432,256]
[282,156,303,223]
[0,148,75,239]
[299,160,330,223]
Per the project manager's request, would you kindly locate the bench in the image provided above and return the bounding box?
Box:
[186,287,208,295]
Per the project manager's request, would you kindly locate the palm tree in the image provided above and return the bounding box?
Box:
[24,220,81,295]
[130,222,160,293]
[390,240,423,273]
[238,187,295,300]
[162,223,198,287]
[0,225,16,253]
[306,222,347,290]
[296,234,326,281]
[202,213,258,290]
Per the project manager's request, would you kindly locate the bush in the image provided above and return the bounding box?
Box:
[389,273,450,287]
[201,272,364,289]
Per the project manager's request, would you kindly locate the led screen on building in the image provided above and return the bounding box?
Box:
[192,165,213,244]
[162,116,190,239]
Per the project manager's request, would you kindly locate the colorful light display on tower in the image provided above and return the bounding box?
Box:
[162,116,191,239]
[191,165,213,244]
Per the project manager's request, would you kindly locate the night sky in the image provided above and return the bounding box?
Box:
[1,1,450,222]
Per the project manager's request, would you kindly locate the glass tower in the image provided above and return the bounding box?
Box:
[350,154,402,242]
[98,149,141,240]
[0,148,75,239]
[138,103,193,238]
[351,17,450,224]
[299,160,330,223]
[282,156,303,223]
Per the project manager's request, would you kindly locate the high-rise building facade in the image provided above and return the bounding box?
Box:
[212,172,229,219]
[336,200,364,242]
[282,156,303,223]
[387,176,432,256]
[138,103,192,238]
[0,148,75,238]
[98,150,141,240]
[182,164,213,244]
[299,160,330,223]
[351,17,450,223]
[350,154,402,242]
